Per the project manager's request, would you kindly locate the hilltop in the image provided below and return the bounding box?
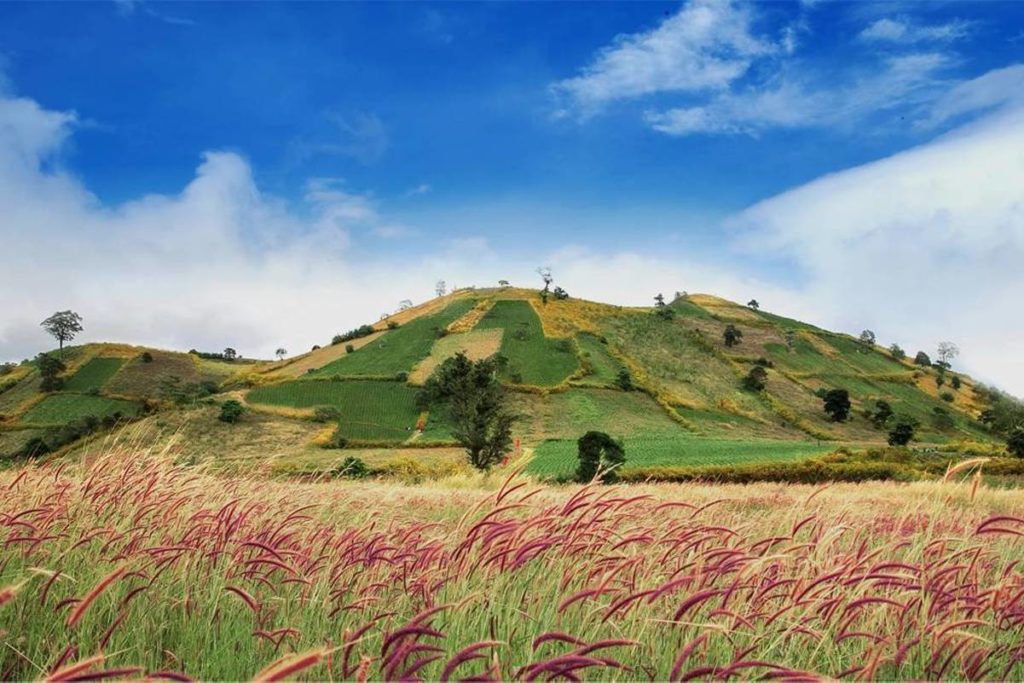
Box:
[0,287,1012,479]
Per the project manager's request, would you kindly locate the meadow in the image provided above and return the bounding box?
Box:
[1,449,1022,681]
[308,299,477,379]
[476,300,579,386]
[530,435,835,477]
[18,394,142,427]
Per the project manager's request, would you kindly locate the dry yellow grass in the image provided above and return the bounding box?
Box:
[263,332,386,379]
[688,293,764,322]
[447,299,494,333]
[409,329,504,384]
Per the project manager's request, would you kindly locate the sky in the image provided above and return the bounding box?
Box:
[1,0,1023,394]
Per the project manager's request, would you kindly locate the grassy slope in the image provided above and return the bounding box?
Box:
[476,299,579,386]
[63,357,128,392]
[19,393,142,427]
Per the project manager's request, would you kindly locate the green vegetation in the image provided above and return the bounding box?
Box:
[531,435,833,477]
[476,300,579,386]
[574,430,625,483]
[19,393,142,427]
[62,357,126,392]
[247,380,422,441]
[574,333,624,387]
[309,299,476,378]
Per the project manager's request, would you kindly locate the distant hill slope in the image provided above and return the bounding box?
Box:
[0,287,1002,472]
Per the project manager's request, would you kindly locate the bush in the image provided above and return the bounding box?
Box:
[1008,427,1024,458]
[395,372,409,382]
[723,325,742,348]
[140,351,154,363]
[218,400,245,423]
[914,351,931,366]
[575,431,626,483]
[951,376,961,390]
[940,391,955,403]
[323,429,349,449]
[742,366,768,392]
[615,368,633,392]
[888,414,919,446]
[333,456,369,479]
[387,321,400,330]
[345,344,355,354]
[313,406,341,423]
[869,400,893,428]
[754,357,774,368]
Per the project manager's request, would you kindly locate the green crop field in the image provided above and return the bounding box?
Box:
[539,388,684,440]
[574,334,624,387]
[63,357,127,392]
[247,380,423,441]
[19,393,142,427]
[822,334,908,375]
[764,339,839,374]
[476,300,579,386]
[308,299,477,379]
[529,435,835,477]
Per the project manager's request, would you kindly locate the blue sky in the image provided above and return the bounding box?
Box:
[2,1,1024,392]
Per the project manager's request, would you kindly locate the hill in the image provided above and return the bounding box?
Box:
[0,287,1013,478]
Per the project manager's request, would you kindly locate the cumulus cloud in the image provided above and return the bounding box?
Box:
[859,17,973,44]
[732,67,1024,392]
[551,0,773,116]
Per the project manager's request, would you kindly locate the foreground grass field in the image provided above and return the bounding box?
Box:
[2,447,1023,681]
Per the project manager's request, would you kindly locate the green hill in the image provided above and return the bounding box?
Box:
[0,288,1009,476]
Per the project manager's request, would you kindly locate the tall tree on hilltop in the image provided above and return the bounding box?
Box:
[435,280,447,298]
[859,330,876,349]
[747,299,760,310]
[937,341,960,367]
[537,267,553,305]
[40,310,83,358]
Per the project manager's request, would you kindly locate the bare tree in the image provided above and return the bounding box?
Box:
[435,280,447,298]
[537,267,553,304]
[398,299,413,311]
[937,341,960,366]
[40,310,83,358]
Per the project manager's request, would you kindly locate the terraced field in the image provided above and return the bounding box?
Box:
[308,299,477,378]
[529,435,835,477]
[476,300,579,386]
[62,357,127,392]
[247,380,422,441]
[19,393,142,427]
[574,333,624,387]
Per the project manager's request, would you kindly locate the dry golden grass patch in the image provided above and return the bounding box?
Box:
[688,293,764,322]
[447,299,494,333]
[264,332,386,379]
[408,329,504,384]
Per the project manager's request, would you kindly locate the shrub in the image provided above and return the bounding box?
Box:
[889,344,906,360]
[742,366,768,392]
[888,414,919,446]
[325,430,349,449]
[313,406,341,423]
[822,389,851,422]
[218,400,245,423]
[311,345,321,351]
[1008,427,1024,458]
[333,456,369,479]
[940,391,955,403]
[575,431,625,483]
[723,324,742,348]
[914,351,932,366]
[615,368,633,392]
[754,357,773,368]
[387,321,400,330]
[869,399,893,428]
[332,335,344,346]
[140,351,154,363]
[19,437,51,458]
[395,372,409,382]
[951,376,961,390]
[345,344,355,354]
[552,286,569,300]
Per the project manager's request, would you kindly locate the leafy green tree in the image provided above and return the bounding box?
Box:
[418,352,515,470]
[951,375,961,391]
[742,366,768,392]
[615,368,633,392]
[552,286,569,300]
[575,431,625,483]
[334,456,369,478]
[723,324,743,348]
[870,399,893,428]
[888,414,920,446]
[275,348,287,361]
[914,351,931,366]
[40,311,83,358]
[747,299,760,310]
[654,293,665,308]
[36,353,66,392]
[1007,427,1024,458]
[219,400,245,423]
[223,348,237,360]
[889,343,905,360]
[858,330,876,348]
[822,389,851,422]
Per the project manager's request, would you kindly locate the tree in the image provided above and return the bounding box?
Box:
[859,330,876,348]
[742,366,768,392]
[888,414,919,446]
[747,299,760,311]
[398,299,413,311]
[937,341,960,367]
[914,351,932,366]
[40,311,83,358]
[37,353,66,392]
[654,293,666,308]
[552,286,569,300]
[435,280,447,298]
[1007,427,1024,458]
[723,324,743,348]
[785,330,796,353]
[889,343,906,360]
[418,352,515,470]
[951,375,961,391]
[537,267,553,304]
[223,348,237,361]
[822,389,851,422]
[275,348,287,361]
[870,399,893,428]
[615,368,633,392]
[498,280,510,287]
[219,400,245,423]
[575,431,626,484]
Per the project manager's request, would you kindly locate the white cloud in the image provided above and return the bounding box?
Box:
[922,64,1024,129]
[731,66,1024,393]
[645,52,951,136]
[859,17,973,44]
[551,0,773,115]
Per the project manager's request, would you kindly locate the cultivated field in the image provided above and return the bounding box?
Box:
[477,300,579,386]
[18,394,141,427]
[62,358,127,393]
[1,450,1022,681]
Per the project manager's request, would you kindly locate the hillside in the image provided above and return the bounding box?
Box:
[0,287,1008,478]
